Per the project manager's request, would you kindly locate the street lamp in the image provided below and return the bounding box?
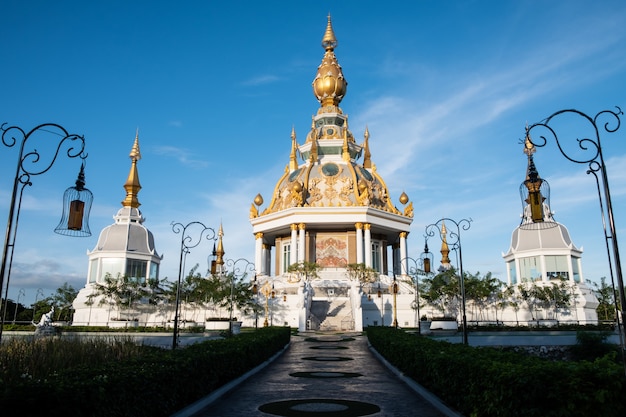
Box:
[251,275,258,329]
[526,107,626,372]
[391,273,398,328]
[171,221,215,349]
[402,240,434,332]
[12,288,25,324]
[223,257,255,334]
[0,123,90,342]
[32,288,44,324]
[426,218,472,345]
[260,279,275,327]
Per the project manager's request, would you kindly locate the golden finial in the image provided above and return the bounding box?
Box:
[342,125,350,161]
[216,222,225,267]
[399,191,409,205]
[121,130,142,208]
[321,14,337,51]
[310,134,318,162]
[289,126,299,171]
[523,126,536,157]
[440,220,451,269]
[313,14,347,107]
[363,126,372,168]
[254,193,264,206]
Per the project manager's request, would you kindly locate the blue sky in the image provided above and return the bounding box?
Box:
[2,0,625,306]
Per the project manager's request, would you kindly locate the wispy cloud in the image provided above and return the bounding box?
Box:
[241,75,280,86]
[153,145,209,168]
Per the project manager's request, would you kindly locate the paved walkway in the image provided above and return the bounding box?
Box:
[173,332,462,417]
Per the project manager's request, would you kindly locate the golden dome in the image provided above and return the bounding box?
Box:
[312,15,347,108]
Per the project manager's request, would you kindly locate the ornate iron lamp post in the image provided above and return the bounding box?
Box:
[171,221,215,349]
[402,241,434,331]
[260,279,275,327]
[0,123,91,342]
[223,257,255,333]
[391,273,398,328]
[526,107,625,372]
[426,218,472,345]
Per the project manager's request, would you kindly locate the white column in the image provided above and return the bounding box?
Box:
[290,224,298,263]
[399,231,408,275]
[298,223,306,262]
[263,243,271,276]
[255,232,264,275]
[364,223,372,268]
[355,223,363,264]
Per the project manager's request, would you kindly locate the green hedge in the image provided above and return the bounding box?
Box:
[366,327,625,417]
[0,327,290,417]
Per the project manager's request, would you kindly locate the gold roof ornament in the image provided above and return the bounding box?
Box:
[399,191,409,205]
[440,220,452,269]
[312,14,347,108]
[289,126,299,171]
[363,126,372,168]
[216,222,225,267]
[121,130,142,208]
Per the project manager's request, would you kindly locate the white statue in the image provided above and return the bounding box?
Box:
[35,306,54,327]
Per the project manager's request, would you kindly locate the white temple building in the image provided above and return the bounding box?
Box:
[248,16,417,332]
[72,133,164,326]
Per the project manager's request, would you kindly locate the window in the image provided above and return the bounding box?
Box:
[149,262,159,282]
[282,243,291,274]
[572,258,581,283]
[519,256,541,282]
[100,258,124,282]
[545,255,569,280]
[89,259,98,283]
[126,259,148,284]
[371,241,382,273]
[508,260,517,285]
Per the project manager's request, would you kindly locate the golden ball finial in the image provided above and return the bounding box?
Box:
[254,193,264,206]
[313,15,347,107]
[399,191,409,205]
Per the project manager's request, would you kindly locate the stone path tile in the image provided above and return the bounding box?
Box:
[175,332,460,417]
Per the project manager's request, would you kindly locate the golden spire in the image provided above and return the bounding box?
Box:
[289,126,299,171]
[309,122,318,162]
[216,222,225,268]
[121,130,142,208]
[440,221,451,270]
[342,124,350,161]
[322,13,337,50]
[312,14,347,108]
[363,126,372,168]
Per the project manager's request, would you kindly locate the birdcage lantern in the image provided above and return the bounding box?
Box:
[54,163,92,236]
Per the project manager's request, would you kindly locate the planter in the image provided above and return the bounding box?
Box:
[205,320,231,331]
[528,319,559,327]
[419,321,432,335]
[231,321,243,335]
[430,319,458,331]
[109,320,139,329]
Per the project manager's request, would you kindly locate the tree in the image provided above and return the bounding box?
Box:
[345,263,378,284]
[421,268,461,319]
[589,277,615,321]
[51,282,79,322]
[89,273,149,322]
[287,261,320,281]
